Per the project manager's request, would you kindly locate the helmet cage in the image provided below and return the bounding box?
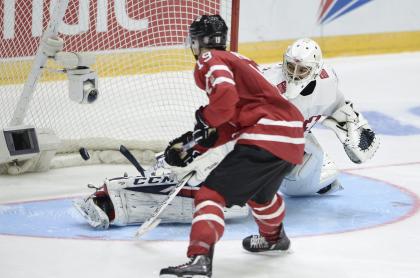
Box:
[282,38,323,99]
[283,57,320,82]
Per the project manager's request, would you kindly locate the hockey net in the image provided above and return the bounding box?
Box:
[0,0,238,173]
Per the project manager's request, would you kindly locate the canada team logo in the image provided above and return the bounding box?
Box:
[318,0,373,24]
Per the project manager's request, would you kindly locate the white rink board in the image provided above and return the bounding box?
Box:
[239,0,420,42]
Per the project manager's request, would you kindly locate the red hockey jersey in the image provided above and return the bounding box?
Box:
[194,50,305,164]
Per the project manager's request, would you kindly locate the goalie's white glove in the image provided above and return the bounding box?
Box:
[322,101,379,164]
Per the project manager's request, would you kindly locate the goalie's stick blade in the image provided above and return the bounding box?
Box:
[134,171,196,239]
[119,145,145,177]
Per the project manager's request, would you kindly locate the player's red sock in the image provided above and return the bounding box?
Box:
[187,185,226,257]
[247,193,285,242]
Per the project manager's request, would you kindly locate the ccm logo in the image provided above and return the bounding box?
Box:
[133,175,175,185]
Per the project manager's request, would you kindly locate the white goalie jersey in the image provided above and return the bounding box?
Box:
[262,63,346,127]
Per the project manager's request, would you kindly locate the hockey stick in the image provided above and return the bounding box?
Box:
[135,170,196,238]
[134,140,197,238]
[119,145,146,177]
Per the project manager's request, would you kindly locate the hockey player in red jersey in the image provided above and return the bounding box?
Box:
[159,15,305,278]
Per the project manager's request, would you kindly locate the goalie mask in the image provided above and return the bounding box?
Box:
[282,38,323,99]
[188,14,228,59]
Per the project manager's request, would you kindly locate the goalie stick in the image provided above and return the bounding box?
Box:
[119,145,146,177]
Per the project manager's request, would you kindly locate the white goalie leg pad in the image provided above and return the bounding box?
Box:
[103,171,196,225]
[316,153,343,195]
[319,152,340,189]
[224,205,250,219]
[323,101,380,164]
[119,190,249,224]
[104,178,132,226]
[104,168,179,226]
[114,185,248,224]
[73,197,110,229]
[280,133,339,196]
[78,148,248,228]
[120,189,192,224]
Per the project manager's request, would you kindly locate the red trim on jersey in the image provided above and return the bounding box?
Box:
[277,81,287,94]
[303,115,322,131]
[320,69,329,79]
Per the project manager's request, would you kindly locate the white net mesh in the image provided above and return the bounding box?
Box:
[0,0,233,168]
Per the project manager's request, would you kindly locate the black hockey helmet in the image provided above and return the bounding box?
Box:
[189,15,228,51]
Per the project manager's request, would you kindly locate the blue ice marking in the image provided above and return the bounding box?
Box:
[358,111,420,135]
[0,173,415,240]
[409,106,420,117]
[313,110,420,135]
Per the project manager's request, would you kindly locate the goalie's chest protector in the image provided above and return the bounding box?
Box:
[194,50,305,164]
[263,64,344,131]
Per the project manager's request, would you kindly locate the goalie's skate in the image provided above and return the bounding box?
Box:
[317,180,344,195]
[160,255,212,278]
[242,224,290,253]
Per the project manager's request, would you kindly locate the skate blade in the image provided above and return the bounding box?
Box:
[244,247,293,256]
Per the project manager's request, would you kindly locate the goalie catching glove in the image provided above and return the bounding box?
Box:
[322,101,379,164]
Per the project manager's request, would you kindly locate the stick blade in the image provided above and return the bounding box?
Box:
[135,219,162,239]
[119,144,145,176]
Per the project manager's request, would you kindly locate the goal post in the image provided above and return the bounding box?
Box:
[0,0,240,174]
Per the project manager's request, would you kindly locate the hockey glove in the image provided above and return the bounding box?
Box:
[193,107,218,148]
[164,131,201,167]
[322,101,380,164]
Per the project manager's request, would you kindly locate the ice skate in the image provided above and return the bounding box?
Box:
[242,224,290,253]
[159,254,212,278]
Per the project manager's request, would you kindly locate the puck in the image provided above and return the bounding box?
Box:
[79,147,90,161]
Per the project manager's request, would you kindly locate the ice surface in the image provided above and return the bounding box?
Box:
[1,52,420,278]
